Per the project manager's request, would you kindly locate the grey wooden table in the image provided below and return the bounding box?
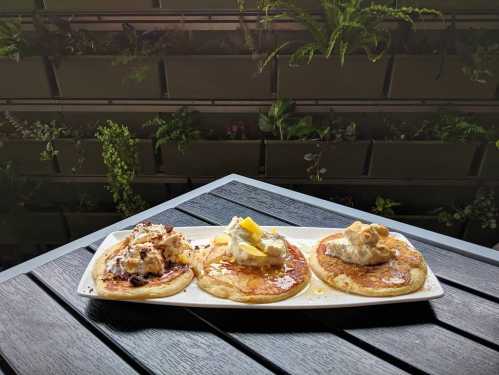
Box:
[1,175,498,375]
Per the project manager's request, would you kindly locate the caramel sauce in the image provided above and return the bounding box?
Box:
[205,242,309,295]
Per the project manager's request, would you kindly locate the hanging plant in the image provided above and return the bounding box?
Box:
[255,0,441,71]
[96,121,147,217]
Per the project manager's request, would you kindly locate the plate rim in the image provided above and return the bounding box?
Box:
[77,226,445,309]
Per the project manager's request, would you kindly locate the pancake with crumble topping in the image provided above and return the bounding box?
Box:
[309,221,427,297]
[92,222,194,300]
[192,217,310,303]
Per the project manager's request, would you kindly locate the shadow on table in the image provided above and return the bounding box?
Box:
[86,298,437,334]
[193,302,437,333]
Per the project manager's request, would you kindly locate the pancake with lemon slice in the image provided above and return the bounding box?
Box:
[192,217,310,303]
[92,222,194,300]
[310,221,427,297]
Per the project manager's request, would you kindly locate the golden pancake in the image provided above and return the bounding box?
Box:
[310,233,427,297]
[92,238,194,300]
[192,240,310,303]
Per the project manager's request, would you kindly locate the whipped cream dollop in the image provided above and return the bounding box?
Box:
[325,221,394,265]
[106,222,189,277]
[225,216,287,266]
[106,242,164,277]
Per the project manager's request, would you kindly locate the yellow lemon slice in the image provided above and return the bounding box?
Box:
[239,242,267,257]
[239,217,263,241]
[214,234,230,245]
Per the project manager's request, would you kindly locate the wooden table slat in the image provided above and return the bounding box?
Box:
[178,193,288,226]
[0,275,138,375]
[32,249,273,375]
[431,284,499,345]
[211,181,499,299]
[192,309,408,375]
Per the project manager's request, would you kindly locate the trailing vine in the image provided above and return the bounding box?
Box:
[2,111,69,161]
[96,121,147,217]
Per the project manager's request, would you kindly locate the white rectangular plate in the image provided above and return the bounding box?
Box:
[78,226,444,309]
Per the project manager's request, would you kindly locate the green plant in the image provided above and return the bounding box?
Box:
[258,98,316,140]
[2,111,69,161]
[457,30,499,84]
[303,117,357,182]
[145,108,200,153]
[437,187,498,230]
[255,0,440,71]
[371,196,401,217]
[111,24,175,83]
[384,114,491,142]
[96,121,147,217]
[0,18,27,61]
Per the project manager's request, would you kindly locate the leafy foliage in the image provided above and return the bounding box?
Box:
[2,111,69,161]
[145,108,200,153]
[96,121,147,217]
[456,30,499,84]
[255,0,441,71]
[0,18,27,61]
[437,187,498,230]
[111,23,174,83]
[385,114,492,142]
[258,98,316,140]
[371,196,401,217]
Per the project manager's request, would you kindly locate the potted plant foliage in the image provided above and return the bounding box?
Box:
[437,187,498,247]
[0,112,67,175]
[261,98,369,180]
[371,195,465,237]
[96,121,148,217]
[49,21,164,99]
[147,108,261,177]
[54,121,155,176]
[369,114,490,178]
[166,55,271,99]
[0,18,52,98]
[255,0,439,85]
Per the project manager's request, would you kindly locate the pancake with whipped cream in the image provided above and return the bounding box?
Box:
[92,222,194,300]
[309,221,427,297]
[192,217,310,303]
